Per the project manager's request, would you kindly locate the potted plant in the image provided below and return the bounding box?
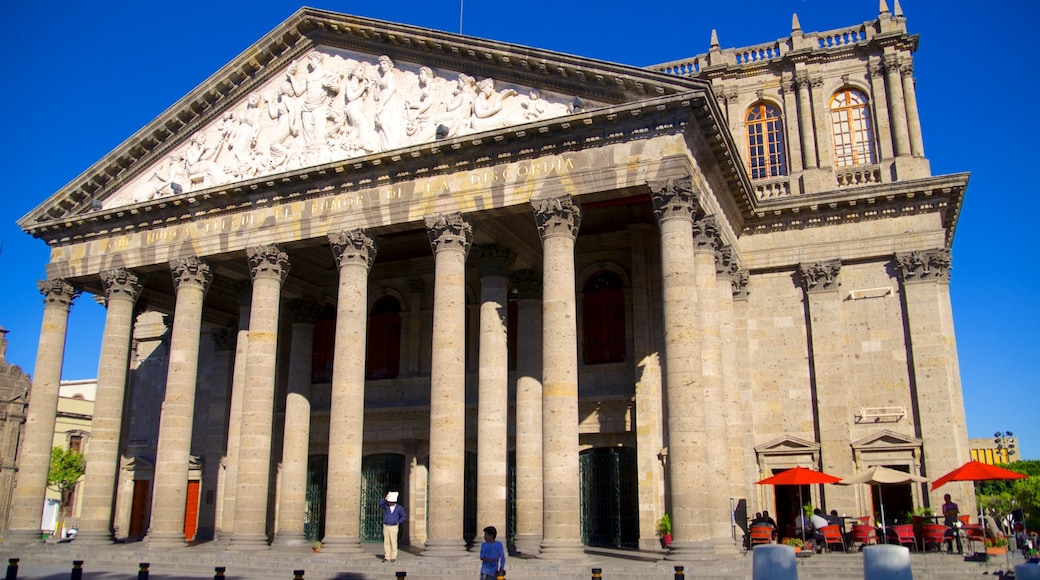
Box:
[985,537,1008,555]
[782,537,805,554]
[657,513,672,547]
[312,540,322,553]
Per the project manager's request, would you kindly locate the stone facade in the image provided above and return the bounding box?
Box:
[0,329,30,540]
[10,3,972,556]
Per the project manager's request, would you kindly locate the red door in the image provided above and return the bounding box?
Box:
[128,480,150,538]
[184,480,201,541]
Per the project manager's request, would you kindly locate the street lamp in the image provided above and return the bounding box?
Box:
[993,431,1016,464]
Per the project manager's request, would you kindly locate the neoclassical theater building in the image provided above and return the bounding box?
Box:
[11,2,971,557]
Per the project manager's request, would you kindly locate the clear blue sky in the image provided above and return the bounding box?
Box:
[1,1,1035,460]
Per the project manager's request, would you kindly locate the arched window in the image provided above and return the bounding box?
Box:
[366,296,402,380]
[311,308,336,384]
[582,271,625,365]
[746,103,787,179]
[830,88,877,167]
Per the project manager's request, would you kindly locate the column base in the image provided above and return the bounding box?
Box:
[72,529,116,545]
[143,530,189,549]
[420,538,468,558]
[270,531,309,548]
[537,538,586,560]
[513,534,542,556]
[226,532,271,551]
[315,535,367,555]
[665,538,728,560]
[3,528,45,545]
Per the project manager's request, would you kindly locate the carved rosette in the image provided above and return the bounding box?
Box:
[426,212,474,256]
[286,297,325,325]
[693,215,720,252]
[473,244,517,278]
[895,249,951,283]
[170,255,213,293]
[798,259,842,293]
[650,176,699,225]
[329,228,378,270]
[37,278,79,310]
[732,270,750,300]
[247,245,291,283]
[210,326,236,352]
[100,268,144,305]
[532,196,582,241]
[510,269,542,300]
[715,245,741,278]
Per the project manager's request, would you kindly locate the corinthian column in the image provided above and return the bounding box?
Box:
[884,55,911,158]
[649,178,712,556]
[272,297,323,547]
[76,269,143,544]
[532,196,584,560]
[322,229,377,555]
[512,269,543,556]
[795,73,818,170]
[474,244,515,536]
[421,213,472,557]
[5,279,79,544]
[901,62,925,158]
[228,245,290,550]
[146,256,212,547]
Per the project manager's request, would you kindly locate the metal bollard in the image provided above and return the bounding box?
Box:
[591,567,602,579]
[214,566,226,580]
[292,570,304,580]
[6,558,18,580]
[138,562,150,580]
[70,560,84,580]
[394,572,407,579]
[674,565,685,579]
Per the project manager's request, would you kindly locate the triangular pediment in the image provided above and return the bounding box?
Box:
[19,7,742,235]
[755,435,821,456]
[851,429,922,452]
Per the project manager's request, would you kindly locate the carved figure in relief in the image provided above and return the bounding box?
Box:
[228,94,263,174]
[287,52,340,157]
[373,55,403,151]
[131,154,185,203]
[184,132,226,189]
[405,66,437,144]
[521,88,546,121]
[340,64,377,154]
[437,73,477,138]
[471,78,518,133]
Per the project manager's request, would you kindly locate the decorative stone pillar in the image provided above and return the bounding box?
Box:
[215,281,251,542]
[511,269,543,556]
[884,55,911,158]
[532,196,584,560]
[808,74,834,170]
[649,178,712,556]
[145,256,212,547]
[272,297,323,547]
[715,249,747,514]
[900,62,925,158]
[322,229,377,555]
[228,245,290,550]
[895,250,972,512]
[5,279,79,544]
[76,269,143,544]
[797,260,856,508]
[795,72,818,170]
[473,244,515,537]
[421,213,472,557]
[868,59,896,162]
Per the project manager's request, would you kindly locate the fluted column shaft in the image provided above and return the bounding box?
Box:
[422,213,472,557]
[533,196,583,559]
[475,245,514,535]
[512,270,543,556]
[273,298,322,546]
[650,179,711,556]
[146,257,212,547]
[77,269,143,544]
[5,280,78,543]
[229,245,290,549]
[322,230,376,554]
[795,75,818,170]
[215,285,251,541]
[885,56,911,157]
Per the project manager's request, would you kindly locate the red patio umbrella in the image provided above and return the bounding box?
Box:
[931,461,1027,491]
[756,467,842,542]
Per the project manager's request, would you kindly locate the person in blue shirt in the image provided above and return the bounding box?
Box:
[379,491,406,562]
[478,525,506,579]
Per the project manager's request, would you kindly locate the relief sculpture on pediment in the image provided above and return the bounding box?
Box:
[116,47,592,209]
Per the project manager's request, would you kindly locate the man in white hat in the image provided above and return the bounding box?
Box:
[379,491,406,562]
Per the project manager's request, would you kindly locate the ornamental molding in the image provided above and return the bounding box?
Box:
[799,259,842,293]
[895,248,951,283]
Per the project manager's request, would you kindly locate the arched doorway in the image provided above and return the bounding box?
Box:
[580,447,638,548]
[360,453,405,542]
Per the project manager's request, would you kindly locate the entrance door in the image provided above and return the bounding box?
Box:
[184,480,200,541]
[305,455,328,542]
[360,453,405,542]
[579,447,638,549]
[128,480,150,538]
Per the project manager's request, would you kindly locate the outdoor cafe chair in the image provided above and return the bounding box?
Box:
[964,524,986,555]
[851,524,876,550]
[750,525,774,549]
[820,525,847,552]
[922,523,948,552]
[890,524,917,552]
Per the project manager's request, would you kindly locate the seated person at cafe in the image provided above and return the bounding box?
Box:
[750,510,777,539]
[810,508,831,552]
[826,510,842,526]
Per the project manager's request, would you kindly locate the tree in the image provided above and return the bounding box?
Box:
[48,446,85,536]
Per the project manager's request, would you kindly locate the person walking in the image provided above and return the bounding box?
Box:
[380,491,406,562]
[478,525,506,580]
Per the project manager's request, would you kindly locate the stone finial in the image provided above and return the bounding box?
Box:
[710,29,720,50]
[894,0,904,17]
[879,0,890,15]
[792,13,801,33]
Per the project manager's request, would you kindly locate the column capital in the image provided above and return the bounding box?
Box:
[715,245,740,278]
[247,244,291,283]
[532,196,581,241]
[329,228,378,270]
[473,244,516,278]
[510,269,542,300]
[732,270,750,300]
[692,215,720,252]
[895,249,951,283]
[37,278,79,310]
[286,297,325,324]
[170,255,213,293]
[650,176,699,224]
[798,259,842,293]
[426,212,474,256]
[100,268,144,305]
